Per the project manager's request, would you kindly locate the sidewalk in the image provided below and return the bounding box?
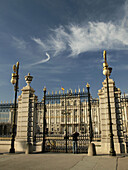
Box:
[0,152,128,170]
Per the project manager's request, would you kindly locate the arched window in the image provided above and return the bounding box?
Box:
[62,101,64,106]
[4,125,7,135]
[0,125,2,135]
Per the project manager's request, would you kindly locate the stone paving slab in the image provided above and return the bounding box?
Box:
[117,156,128,170]
[70,156,117,170]
[0,152,128,170]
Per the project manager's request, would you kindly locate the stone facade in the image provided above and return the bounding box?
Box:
[37,96,100,135]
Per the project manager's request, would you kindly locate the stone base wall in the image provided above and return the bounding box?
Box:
[0,141,11,152]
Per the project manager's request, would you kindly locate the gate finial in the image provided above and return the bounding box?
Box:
[25,73,33,86]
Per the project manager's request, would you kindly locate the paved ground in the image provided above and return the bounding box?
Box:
[0,151,128,170]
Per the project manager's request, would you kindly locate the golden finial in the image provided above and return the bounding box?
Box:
[16,62,19,70]
[43,86,46,92]
[67,89,69,94]
[103,50,107,63]
[103,50,108,68]
[13,64,16,72]
[59,90,61,94]
[75,89,77,93]
[1,101,2,104]
[4,101,5,104]
[55,91,57,94]
[86,83,90,88]
[7,101,8,104]
[83,88,85,92]
[79,88,80,93]
[52,91,53,95]
[48,91,50,95]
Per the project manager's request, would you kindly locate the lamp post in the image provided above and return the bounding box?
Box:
[103,50,116,156]
[10,62,19,153]
[86,83,93,143]
[42,87,46,153]
[86,83,96,156]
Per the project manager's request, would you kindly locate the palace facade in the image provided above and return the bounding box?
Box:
[1,94,128,136]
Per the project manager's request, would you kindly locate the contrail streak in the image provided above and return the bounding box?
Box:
[31,53,50,66]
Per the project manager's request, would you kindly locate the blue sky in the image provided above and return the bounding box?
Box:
[0,0,128,102]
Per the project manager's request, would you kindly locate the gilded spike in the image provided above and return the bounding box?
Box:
[48,91,50,95]
[67,89,69,94]
[55,91,57,94]
[86,83,90,88]
[59,90,61,94]
[79,88,80,93]
[1,101,2,104]
[52,91,54,95]
[83,88,85,92]
[75,89,77,93]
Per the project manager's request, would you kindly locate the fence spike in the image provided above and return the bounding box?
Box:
[79,88,80,93]
[55,91,57,94]
[1,100,2,104]
[83,88,85,92]
[75,89,77,93]
[59,90,61,94]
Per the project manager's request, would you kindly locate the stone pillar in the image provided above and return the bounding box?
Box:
[98,78,126,154]
[16,73,38,152]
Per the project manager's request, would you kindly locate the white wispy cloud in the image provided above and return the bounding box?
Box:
[30,52,50,66]
[31,37,47,49]
[12,36,28,49]
[32,1,128,57]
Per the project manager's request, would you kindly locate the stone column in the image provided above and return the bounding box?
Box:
[16,73,38,152]
[98,78,126,154]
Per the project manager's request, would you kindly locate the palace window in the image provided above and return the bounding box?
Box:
[61,101,64,106]
[74,100,77,106]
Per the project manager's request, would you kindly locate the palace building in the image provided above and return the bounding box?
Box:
[1,93,128,137]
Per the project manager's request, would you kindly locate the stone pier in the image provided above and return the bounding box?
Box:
[16,73,38,152]
[98,78,126,154]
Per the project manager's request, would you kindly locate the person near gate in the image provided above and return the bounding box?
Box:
[72,132,79,154]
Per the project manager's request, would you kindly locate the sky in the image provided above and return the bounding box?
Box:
[0,0,128,102]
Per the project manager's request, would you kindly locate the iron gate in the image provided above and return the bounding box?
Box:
[35,87,100,153]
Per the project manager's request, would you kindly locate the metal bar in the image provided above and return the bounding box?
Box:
[42,87,46,153]
[10,63,19,153]
[106,76,116,156]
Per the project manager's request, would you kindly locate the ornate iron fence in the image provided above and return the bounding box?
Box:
[35,134,101,153]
